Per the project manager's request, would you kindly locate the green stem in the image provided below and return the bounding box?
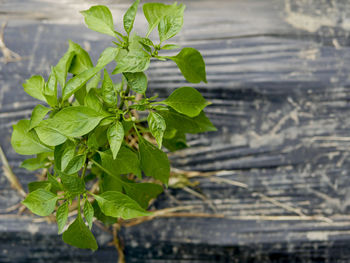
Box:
[118,85,131,110]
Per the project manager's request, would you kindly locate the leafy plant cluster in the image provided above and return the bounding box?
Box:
[11,1,215,251]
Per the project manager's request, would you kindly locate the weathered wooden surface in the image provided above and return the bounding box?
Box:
[1,0,350,262]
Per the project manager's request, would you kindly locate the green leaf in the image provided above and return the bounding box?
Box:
[113,35,150,74]
[87,125,109,150]
[22,188,58,216]
[102,69,116,106]
[92,201,117,225]
[138,136,170,185]
[123,0,139,34]
[56,202,69,234]
[107,121,124,159]
[123,182,163,209]
[161,44,180,50]
[123,72,147,94]
[62,215,98,251]
[100,173,123,193]
[80,5,115,37]
[28,181,51,193]
[161,87,209,117]
[167,47,207,84]
[35,125,67,146]
[84,200,94,229]
[43,106,105,137]
[68,40,93,75]
[11,120,52,155]
[43,67,58,107]
[163,131,188,152]
[84,88,103,113]
[29,104,51,130]
[143,2,185,41]
[63,47,118,100]
[86,72,101,91]
[147,111,166,148]
[93,191,151,219]
[21,153,49,171]
[158,108,216,134]
[54,140,76,171]
[47,172,63,193]
[64,154,86,174]
[55,50,75,89]
[99,146,141,177]
[61,173,85,195]
[23,75,46,102]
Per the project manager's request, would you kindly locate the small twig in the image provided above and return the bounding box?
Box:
[182,186,217,212]
[0,22,24,64]
[113,222,126,263]
[0,145,26,197]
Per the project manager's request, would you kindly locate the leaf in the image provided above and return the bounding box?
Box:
[60,173,85,195]
[158,108,216,134]
[161,87,209,117]
[64,154,86,174]
[113,35,150,74]
[80,5,115,37]
[123,0,139,34]
[84,88,103,113]
[163,131,188,152]
[35,125,67,146]
[123,182,163,209]
[99,146,141,177]
[107,121,124,159]
[93,191,151,219]
[44,106,105,137]
[102,69,116,106]
[20,154,49,171]
[143,2,185,41]
[47,172,63,193]
[167,47,207,84]
[84,200,94,229]
[68,40,93,75]
[63,47,118,100]
[43,67,58,107]
[161,44,180,50]
[123,72,147,94]
[56,202,69,234]
[147,111,166,148]
[86,72,101,91]
[138,136,170,185]
[28,181,51,193]
[11,120,52,155]
[55,50,75,89]
[100,173,123,193]
[54,140,76,171]
[158,3,185,42]
[62,215,98,251]
[29,104,51,130]
[22,188,58,216]
[23,75,46,102]
[87,125,109,150]
[92,201,117,225]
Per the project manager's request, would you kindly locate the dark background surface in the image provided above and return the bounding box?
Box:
[1,0,350,262]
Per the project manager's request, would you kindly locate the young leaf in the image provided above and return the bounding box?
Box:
[99,146,141,177]
[161,44,180,50]
[28,181,51,193]
[123,72,147,94]
[147,111,166,148]
[11,120,52,155]
[81,5,116,37]
[22,188,58,216]
[43,67,58,107]
[158,108,216,134]
[35,125,67,146]
[64,154,86,175]
[158,3,185,42]
[138,136,170,185]
[68,40,93,75]
[56,202,69,234]
[54,140,76,171]
[123,0,139,34]
[102,69,116,106]
[43,106,105,137]
[62,215,98,251]
[107,121,124,159]
[23,75,46,102]
[93,191,151,219]
[48,172,63,193]
[55,50,75,89]
[96,47,119,68]
[60,173,85,195]
[29,104,51,130]
[123,182,163,209]
[84,88,104,113]
[161,87,209,117]
[167,47,207,84]
[84,200,94,229]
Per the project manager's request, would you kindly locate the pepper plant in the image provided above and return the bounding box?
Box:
[11,1,216,251]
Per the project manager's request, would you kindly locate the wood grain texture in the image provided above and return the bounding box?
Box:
[1,0,350,262]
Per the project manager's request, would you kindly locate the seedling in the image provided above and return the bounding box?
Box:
[11,1,216,251]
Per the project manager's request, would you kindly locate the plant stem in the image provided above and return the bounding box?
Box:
[113,222,125,263]
[118,85,131,110]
